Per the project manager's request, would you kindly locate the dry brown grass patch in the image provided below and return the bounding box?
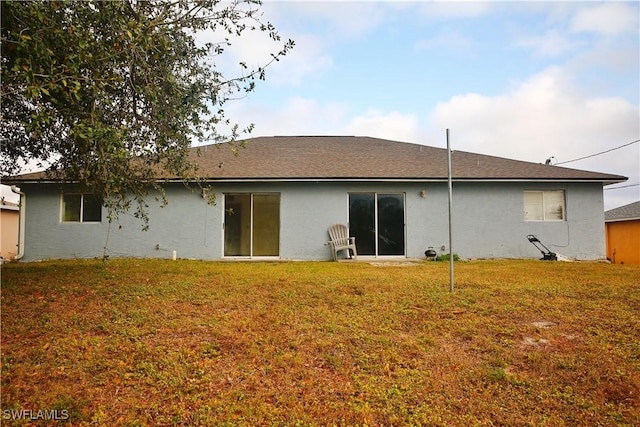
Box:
[1,259,639,425]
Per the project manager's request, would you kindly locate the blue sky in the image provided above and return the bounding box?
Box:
[217,0,639,210]
[3,1,638,210]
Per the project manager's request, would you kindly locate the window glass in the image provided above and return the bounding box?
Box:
[524,192,543,221]
[61,194,102,223]
[62,194,81,222]
[82,194,102,222]
[524,190,565,221]
[544,191,565,220]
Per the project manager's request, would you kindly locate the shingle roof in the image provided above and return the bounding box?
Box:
[7,136,628,183]
[605,201,640,222]
[190,136,625,182]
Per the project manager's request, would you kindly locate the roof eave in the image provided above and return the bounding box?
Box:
[7,176,626,185]
[176,177,628,184]
[605,217,640,223]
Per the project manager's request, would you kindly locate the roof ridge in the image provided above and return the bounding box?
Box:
[7,136,628,184]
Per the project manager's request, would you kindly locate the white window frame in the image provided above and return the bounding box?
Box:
[524,190,565,222]
[60,193,102,223]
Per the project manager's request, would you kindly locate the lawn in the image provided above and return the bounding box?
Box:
[1,259,639,426]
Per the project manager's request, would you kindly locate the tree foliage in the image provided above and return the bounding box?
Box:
[1,0,293,226]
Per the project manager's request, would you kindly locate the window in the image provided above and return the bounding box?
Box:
[524,190,565,221]
[61,194,102,222]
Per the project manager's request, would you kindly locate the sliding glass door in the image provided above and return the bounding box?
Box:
[224,193,280,257]
[349,193,405,256]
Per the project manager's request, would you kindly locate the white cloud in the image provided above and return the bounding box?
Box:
[228,97,420,143]
[198,29,328,89]
[572,39,639,78]
[570,2,639,36]
[416,1,492,20]
[194,23,289,87]
[513,30,582,56]
[264,1,388,43]
[233,96,348,137]
[345,110,420,142]
[427,66,639,209]
[211,1,391,87]
[267,34,333,86]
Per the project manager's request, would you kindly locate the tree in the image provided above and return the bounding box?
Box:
[1,0,293,227]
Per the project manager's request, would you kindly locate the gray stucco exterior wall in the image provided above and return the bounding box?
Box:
[18,181,606,261]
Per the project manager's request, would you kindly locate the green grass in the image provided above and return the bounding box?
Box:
[1,259,639,426]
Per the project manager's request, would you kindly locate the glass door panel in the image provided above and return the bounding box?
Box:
[349,192,405,256]
[377,194,405,255]
[252,194,280,256]
[224,193,280,257]
[224,194,251,256]
[349,193,376,255]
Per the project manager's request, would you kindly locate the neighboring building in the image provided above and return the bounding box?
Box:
[4,136,627,262]
[0,200,20,261]
[605,201,640,265]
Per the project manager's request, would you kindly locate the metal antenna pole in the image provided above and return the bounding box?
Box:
[447,129,454,292]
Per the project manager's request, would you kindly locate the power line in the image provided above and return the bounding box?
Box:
[556,139,640,165]
[604,182,640,191]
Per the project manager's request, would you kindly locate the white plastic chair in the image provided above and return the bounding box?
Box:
[327,224,357,261]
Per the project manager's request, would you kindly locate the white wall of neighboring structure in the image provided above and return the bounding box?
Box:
[17,181,606,262]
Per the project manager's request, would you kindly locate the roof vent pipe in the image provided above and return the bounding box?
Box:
[10,186,25,260]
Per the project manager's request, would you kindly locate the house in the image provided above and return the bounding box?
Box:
[0,200,20,261]
[605,201,640,265]
[5,136,627,262]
